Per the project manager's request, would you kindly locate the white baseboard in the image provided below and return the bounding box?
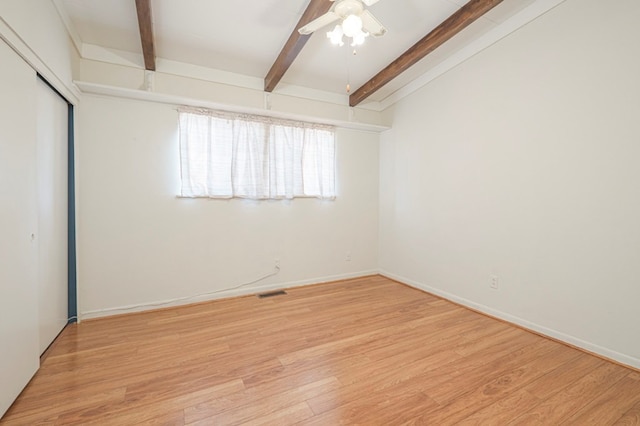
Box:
[79,268,639,370]
[379,269,640,371]
[79,269,379,321]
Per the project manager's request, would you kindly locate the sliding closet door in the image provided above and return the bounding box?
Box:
[36,78,68,354]
[0,41,40,417]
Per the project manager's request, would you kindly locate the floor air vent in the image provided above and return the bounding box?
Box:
[257,290,287,299]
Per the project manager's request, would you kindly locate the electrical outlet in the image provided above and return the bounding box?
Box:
[490,275,498,290]
[346,251,352,262]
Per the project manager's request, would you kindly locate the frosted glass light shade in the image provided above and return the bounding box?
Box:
[342,14,363,37]
[327,25,345,46]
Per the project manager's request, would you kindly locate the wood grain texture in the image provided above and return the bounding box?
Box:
[2,275,639,425]
[349,0,504,106]
[264,0,333,92]
[135,0,156,71]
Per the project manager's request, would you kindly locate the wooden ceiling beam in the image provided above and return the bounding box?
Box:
[135,0,156,71]
[349,0,504,107]
[264,0,333,92]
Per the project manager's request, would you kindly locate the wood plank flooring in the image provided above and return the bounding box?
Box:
[2,275,639,425]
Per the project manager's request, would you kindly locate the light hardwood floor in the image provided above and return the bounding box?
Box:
[2,275,639,425]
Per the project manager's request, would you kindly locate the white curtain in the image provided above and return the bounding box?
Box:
[179,108,335,200]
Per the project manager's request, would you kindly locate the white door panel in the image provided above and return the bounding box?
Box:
[0,40,40,418]
[36,78,68,354]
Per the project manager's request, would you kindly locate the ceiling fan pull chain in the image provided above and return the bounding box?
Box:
[346,42,352,93]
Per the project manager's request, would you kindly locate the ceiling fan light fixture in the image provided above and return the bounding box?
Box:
[330,14,369,47]
[327,25,345,46]
[351,30,368,46]
[298,0,386,48]
[341,14,363,38]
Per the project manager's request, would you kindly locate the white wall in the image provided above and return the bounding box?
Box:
[77,94,379,318]
[380,0,640,368]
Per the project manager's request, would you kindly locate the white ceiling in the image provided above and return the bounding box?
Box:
[57,0,539,106]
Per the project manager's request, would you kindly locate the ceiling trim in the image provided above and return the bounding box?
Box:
[264,0,333,92]
[134,0,156,71]
[77,48,375,109]
[349,0,504,107]
[74,81,391,133]
[82,44,144,68]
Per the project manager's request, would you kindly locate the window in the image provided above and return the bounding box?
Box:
[179,108,336,200]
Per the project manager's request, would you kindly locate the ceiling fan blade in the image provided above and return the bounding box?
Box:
[361,0,381,6]
[361,10,387,37]
[298,11,340,35]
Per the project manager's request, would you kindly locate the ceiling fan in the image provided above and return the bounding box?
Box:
[298,0,387,47]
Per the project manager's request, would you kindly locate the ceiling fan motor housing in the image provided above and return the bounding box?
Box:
[334,0,365,19]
